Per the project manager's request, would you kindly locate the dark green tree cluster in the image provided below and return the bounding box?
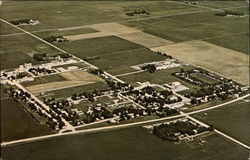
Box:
[33,53,47,61]
[141,64,157,73]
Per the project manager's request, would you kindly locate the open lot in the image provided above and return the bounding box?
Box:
[151,40,249,85]
[192,99,250,146]
[1,127,248,160]
[26,70,104,94]
[1,98,52,142]
[22,74,67,87]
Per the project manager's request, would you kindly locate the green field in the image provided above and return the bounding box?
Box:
[1,127,248,160]
[122,1,248,53]
[0,1,202,31]
[196,1,249,9]
[190,73,218,85]
[0,21,22,35]
[119,65,200,92]
[0,32,63,69]
[0,52,38,70]
[87,47,167,75]
[192,99,250,146]
[1,98,52,142]
[33,27,98,39]
[22,74,67,87]
[1,33,62,56]
[56,36,144,58]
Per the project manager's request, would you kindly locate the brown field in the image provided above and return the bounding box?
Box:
[151,40,249,85]
[91,22,139,35]
[64,32,111,41]
[65,22,174,48]
[65,22,139,41]
[117,31,174,48]
[26,70,104,94]
[60,70,103,81]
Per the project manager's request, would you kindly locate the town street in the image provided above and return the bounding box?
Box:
[1,94,249,148]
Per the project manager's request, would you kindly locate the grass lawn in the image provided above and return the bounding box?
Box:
[0,98,52,142]
[119,65,200,92]
[1,127,248,160]
[87,47,167,75]
[190,73,218,85]
[56,36,144,59]
[192,99,250,146]
[22,74,67,87]
[39,82,110,99]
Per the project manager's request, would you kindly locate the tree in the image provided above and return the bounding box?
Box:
[190,98,197,104]
[33,54,46,61]
[142,64,156,73]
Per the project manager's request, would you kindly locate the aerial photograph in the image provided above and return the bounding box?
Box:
[0,0,249,159]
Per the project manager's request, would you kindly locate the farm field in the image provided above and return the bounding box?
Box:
[0,33,63,70]
[25,70,104,94]
[196,1,249,9]
[1,33,63,57]
[1,98,52,142]
[0,52,38,70]
[34,27,98,38]
[117,31,174,48]
[56,36,143,58]
[1,127,248,160]
[204,32,249,54]
[87,47,167,75]
[122,1,249,53]
[192,99,250,146]
[0,21,22,35]
[151,40,249,85]
[0,1,203,32]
